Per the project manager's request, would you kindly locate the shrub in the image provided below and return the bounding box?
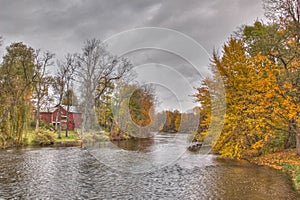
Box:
[294,170,300,190]
[82,132,102,144]
[30,120,36,129]
[39,120,55,131]
[282,163,297,171]
[32,128,56,146]
[260,133,286,154]
[82,132,111,144]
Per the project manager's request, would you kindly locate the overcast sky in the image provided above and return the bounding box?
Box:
[0,0,266,112]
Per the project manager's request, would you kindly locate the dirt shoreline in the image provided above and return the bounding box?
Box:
[246,149,300,192]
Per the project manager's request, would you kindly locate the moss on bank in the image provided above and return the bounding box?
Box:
[249,149,300,191]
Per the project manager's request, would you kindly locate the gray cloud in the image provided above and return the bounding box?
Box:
[0,0,264,55]
[0,0,265,111]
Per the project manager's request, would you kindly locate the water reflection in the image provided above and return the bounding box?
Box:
[87,133,190,173]
[111,138,154,152]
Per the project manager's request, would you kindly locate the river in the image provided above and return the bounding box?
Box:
[0,133,299,199]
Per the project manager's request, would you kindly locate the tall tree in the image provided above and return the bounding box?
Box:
[243,0,300,155]
[0,42,35,147]
[161,110,181,133]
[63,55,76,137]
[194,79,212,142]
[77,39,133,133]
[95,81,114,131]
[32,50,54,130]
[112,83,156,138]
[52,54,76,138]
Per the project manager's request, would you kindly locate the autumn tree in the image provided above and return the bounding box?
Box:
[160,110,181,133]
[208,39,257,158]
[0,42,35,147]
[194,39,280,158]
[194,0,300,158]
[109,83,156,139]
[243,0,300,155]
[196,37,299,158]
[95,81,114,131]
[194,79,212,142]
[129,85,156,127]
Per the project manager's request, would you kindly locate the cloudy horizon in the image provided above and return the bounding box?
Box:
[0,0,266,112]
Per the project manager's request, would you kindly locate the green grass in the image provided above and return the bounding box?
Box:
[282,163,300,190]
[25,129,80,146]
[249,149,300,192]
[56,131,80,142]
[283,163,297,171]
[295,170,300,190]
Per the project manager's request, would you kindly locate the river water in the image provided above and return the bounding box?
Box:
[0,133,299,199]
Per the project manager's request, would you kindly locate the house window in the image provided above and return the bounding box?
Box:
[61,115,67,122]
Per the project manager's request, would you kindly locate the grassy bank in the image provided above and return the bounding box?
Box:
[26,129,133,148]
[26,130,82,147]
[249,149,300,191]
[55,131,82,147]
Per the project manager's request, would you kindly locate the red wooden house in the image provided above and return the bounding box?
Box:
[37,105,82,130]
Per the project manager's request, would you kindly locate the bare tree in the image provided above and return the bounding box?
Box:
[53,54,76,138]
[33,50,55,130]
[63,55,76,137]
[76,39,133,134]
[264,0,300,25]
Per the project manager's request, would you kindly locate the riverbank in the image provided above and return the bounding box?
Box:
[24,130,83,148]
[24,129,135,148]
[248,149,300,191]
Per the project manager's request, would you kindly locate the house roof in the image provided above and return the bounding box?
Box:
[40,105,81,113]
[61,105,81,113]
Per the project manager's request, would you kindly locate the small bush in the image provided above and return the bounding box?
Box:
[39,121,55,131]
[260,133,286,154]
[282,163,297,171]
[22,137,29,146]
[82,132,102,144]
[82,132,111,144]
[32,128,56,146]
[294,170,300,190]
[30,120,36,129]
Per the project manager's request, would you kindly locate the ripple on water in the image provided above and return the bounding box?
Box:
[0,146,299,199]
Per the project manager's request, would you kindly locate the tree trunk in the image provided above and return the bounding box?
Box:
[55,105,62,139]
[35,109,40,130]
[296,132,300,156]
[285,129,296,149]
[55,112,58,132]
[291,120,300,156]
[58,106,62,139]
[66,104,70,137]
[35,98,40,130]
